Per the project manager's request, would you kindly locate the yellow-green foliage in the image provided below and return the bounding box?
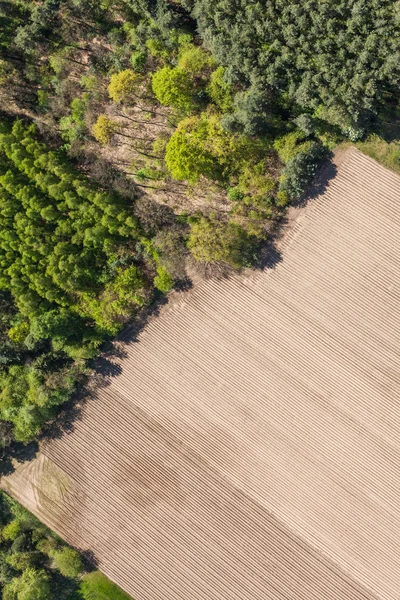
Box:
[188,217,255,267]
[154,265,173,292]
[2,520,22,541]
[177,45,215,76]
[207,67,234,112]
[7,321,29,344]
[165,114,254,183]
[355,135,400,175]
[273,130,308,163]
[152,66,193,110]
[108,69,143,103]
[92,115,119,145]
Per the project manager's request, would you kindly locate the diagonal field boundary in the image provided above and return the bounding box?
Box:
[2,148,400,600]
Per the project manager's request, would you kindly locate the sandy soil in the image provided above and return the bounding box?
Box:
[2,148,400,600]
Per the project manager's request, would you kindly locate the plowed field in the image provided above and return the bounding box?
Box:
[2,148,400,600]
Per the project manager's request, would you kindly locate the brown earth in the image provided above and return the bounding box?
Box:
[2,148,400,600]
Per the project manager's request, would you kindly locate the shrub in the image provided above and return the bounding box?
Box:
[154,266,174,293]
[278,142,327,201]
[207,67,234,112]
[151,67,193,110]
[227,187,244,201]
[108,70,142,103]
[92,115,119,145]
[130,51,146,72]
[188,217,256,268]
[51,547,84,579]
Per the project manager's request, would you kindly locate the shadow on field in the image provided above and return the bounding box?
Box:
[1,154,337,475]
[257,151,336,271]
[0,440,39,477]
[301,152,337,206]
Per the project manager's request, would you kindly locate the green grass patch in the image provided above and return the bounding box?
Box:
[352,135,400,175]
[80,571,134,600]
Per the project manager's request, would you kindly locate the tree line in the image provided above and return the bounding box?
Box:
[0,1,399,597]
[0,489,132,600]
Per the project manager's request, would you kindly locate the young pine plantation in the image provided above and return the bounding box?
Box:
[0,0,399,598]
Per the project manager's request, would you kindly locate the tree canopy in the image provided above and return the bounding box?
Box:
[0,119,151,444]
[181,0,400,133]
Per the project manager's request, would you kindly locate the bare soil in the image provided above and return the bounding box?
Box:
[3,148,400,600]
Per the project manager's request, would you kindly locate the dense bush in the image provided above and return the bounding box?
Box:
[0,119,153,444]
[188,216,257,267]
[278,142,327,201]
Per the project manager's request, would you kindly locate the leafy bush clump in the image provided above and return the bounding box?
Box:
[108,70,143,104]
[152,67,193,111]
[278,142,327,201]
[188,217,257,268]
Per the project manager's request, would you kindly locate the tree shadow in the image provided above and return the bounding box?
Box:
[256,151,336,272]
[0,440,39,477]
[371,102,400,143]
[0,153,338,477]
[295,150,336,208]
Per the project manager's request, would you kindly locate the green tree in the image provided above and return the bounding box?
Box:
[51,548,84,579]
[108,70,143,104]
[152,67,193,111]
[188,217,256,267]
[3,568,51,600]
